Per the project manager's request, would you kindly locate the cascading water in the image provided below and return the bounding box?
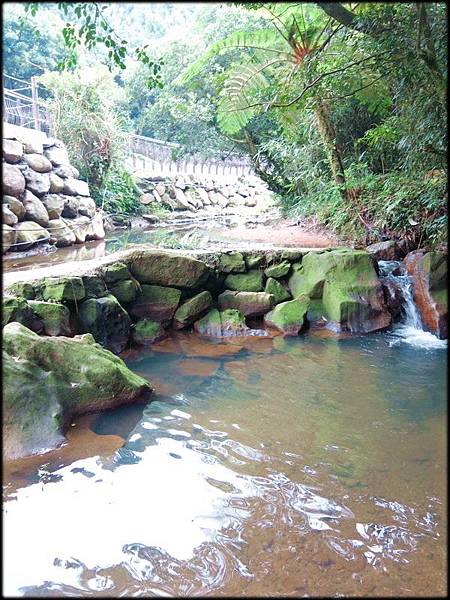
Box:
[378,260,447,349]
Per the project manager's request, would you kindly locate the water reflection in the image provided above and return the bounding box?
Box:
[3,332,447,596]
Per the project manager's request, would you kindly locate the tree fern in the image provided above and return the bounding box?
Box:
[175,28,289,85]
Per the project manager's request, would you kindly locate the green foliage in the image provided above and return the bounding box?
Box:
[98,170,141,215]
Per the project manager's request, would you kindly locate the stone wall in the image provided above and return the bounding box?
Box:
[3,247,401,354]
[137,173,274,217]
[3,130,105,254]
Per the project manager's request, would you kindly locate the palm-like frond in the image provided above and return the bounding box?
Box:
[175,28,289,85]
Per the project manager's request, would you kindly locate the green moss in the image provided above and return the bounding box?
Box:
[78,294,131,353]
[264,296,310,336]
[129,251,210,288]
[103,262,131,283]
[174,291,212,329]
[218,252,246,274]
[42,277,85,302]
[265,278,291,304]
[245,254,263,269]
[132,318,165,345]
[225,269,265,292]
[82,275,108,299]
[6,282,36,300]
[264,260,291,279]
[2,296,36,327]
[27,300,71,336]
[109,279,137,304]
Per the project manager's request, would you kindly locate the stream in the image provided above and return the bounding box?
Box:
[3,278,447,596]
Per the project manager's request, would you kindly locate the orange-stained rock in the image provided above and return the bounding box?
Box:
[404,250,447,339]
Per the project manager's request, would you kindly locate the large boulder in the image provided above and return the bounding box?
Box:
[265,277,291,304]
[13,221,49,250]
[129,284,181,322]
[264,296,310,336]
[3,224,16,253]
[132,318,167,345]
[61,194,80,218]
[22,189,50,227]
[47,218,76,247]
[41,193,65,219]
[78,294,132,353]
[4,195,25,220]
[218,290,274,317]
[3,163,26,197]
[3,295,42,331]
[129,250,210,288]
[224,269,265,292]
[21,166,51,196]
[23,153,53,173]
[264,260,291,279]
[404,250,447,338]
[103,262,132,283]
[173,291,213,329]
[3,322,151,460]
[70,215,91,243]
[27,300,72,336]
[78,196,96,217]
[41,276,85,302]
[109,279,138,304]
[84,212,105,241]
[194,308,249,337]
[3,139,23,163]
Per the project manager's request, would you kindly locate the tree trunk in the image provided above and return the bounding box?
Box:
[314,100,346,187]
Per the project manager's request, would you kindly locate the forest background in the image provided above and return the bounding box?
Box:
[3,2,447,248]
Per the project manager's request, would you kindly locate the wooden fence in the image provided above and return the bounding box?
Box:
[3,75,53,135]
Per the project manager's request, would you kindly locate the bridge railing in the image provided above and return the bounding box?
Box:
[3,75,53,136]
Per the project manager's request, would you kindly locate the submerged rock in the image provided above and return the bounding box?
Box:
[129,284,181,322]
[3,322,151,460]
[405,250,447,339]
[194,308,249,337]
[132,318,167,345]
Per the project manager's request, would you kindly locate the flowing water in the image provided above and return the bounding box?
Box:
[3,323,447,597]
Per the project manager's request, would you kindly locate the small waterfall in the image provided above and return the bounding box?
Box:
[378,260,446,349]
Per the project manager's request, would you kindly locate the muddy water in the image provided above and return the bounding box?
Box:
[3,331,447,597]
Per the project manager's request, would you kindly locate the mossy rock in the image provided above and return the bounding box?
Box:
[173,290,212,330]
[2,295,39,329]
[129,250,210,288]
[27,300,71,336]
[103,262,131,283]
[129,284,181,322]
[78,294,132,353]
[265,277,291,304]
[6,282,36,300]
[132,318,166,345]
[82,275,108,299]
[264,295,310,336]
[245,254,263,269]
[218,252,246,274]
[281,250,304,262]
[109,279,138,304]
[193,308,249,337]
[264,260,291,279]
[3,322,151,460]
[217,290,274,317]
[225,269,265,292]
[42,277,85,302]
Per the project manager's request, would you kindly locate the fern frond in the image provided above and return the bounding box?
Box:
[175,28,289,86]
[216,61,275,134]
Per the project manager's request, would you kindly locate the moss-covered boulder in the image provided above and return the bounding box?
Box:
[218,290,274,317]
[264,260,291,279]
[109,279,138,304]
[245,254,263,269]
[129,284,181,322]
[129,250,210,288]
[173,290,212,330]
[78,294,131,353]
[132,318,167,345]
[194,308,249,337]
[27,300,72,336]
[103,262,131,283]
[82,274,108,299]
[2,295,42,331]
[3,322,151,460]
[5,282,36,300]
[265,277,291,304]
[42,276,85,302]
[405,250,447,338]
[218,252,246,274]
[264,296,310,336]
[224,269,265,292]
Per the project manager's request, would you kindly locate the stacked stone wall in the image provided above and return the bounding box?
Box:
[3,133,105,254]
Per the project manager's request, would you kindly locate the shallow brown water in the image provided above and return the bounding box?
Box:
[3,331,447,597]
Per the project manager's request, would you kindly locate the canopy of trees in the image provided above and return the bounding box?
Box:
[4,2,446,248]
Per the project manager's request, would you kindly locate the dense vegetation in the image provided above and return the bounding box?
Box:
[4,2,447,248]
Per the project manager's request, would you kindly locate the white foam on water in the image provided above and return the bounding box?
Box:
[389,324,447,349]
